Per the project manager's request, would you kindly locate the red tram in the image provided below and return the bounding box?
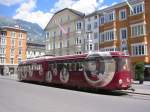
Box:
[17,51,133,90]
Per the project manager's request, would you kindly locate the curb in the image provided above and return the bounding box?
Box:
[120,90,150,96]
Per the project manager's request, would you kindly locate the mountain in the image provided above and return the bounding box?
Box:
[0,16,45,42]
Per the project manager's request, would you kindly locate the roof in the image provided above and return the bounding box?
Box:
[85,11,98,18]
[19,51,129,65]
[44,8,85,30]
[27,41,45,47]
[54,8,85,17]
[97,0,143,14]
[0,26,27,32]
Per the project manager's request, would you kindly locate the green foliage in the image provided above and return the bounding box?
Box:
[135,62,145,81]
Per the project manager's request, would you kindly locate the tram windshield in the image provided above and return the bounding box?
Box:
[84,56,131,76]
[84,57,116,76]
[117,57,131,71]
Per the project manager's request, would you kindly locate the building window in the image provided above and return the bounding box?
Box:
[119,9,127,20]
[94,43,99,51]
[67,27,70,34]
[131,23,146,37]
[11,32,16,38]
[46,41,49,50]
[120,28,127,39]
[0,47,5,54]
[10,58,14,64]
[46,32,50,39]
[131,43,147,56]
[75,37,81,45]
[100,29,115,42]
[60,30,62,38]
[121,46,128,52]
[59,42,62,48]
[0,37,6,45]
[94,22,98,29]
[108,12,114,21]
[76,22,82,30]
[19,33,22,39]
[60,18,63,23]
[100,11,115,24]
[68,15,70,21]
[101,46,116,52]
[1,32,6,36]
[89,44,93,50]
[87,24,91,31]
[0,57,5,64]
[67,40,69,47]
[99,16,104,25]
[100,33,104,43]
[106,11,115,22]
[94,32,98,39]
[94,15,97,19]
[11,49,15,56]
[53,31,56,49]
[18,58,21,63]
[18,48,22,55]
[11,38,15,47]
[131,2,144,15]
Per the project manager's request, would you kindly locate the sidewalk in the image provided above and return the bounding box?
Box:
[0,74,18,80]
[133,80,150,86]
[124,81,150,95]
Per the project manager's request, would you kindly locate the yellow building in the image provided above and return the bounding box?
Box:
[98,0,150,80]
[0,26,27,75]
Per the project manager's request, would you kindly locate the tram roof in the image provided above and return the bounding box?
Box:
[20,51,129,65]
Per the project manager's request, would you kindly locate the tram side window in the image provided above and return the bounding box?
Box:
[53,63,57,70]
[78,62,84,71]
[71,62,76,71]
[31,65,34,70]
[57,63,63,71]
[69,61,84,71]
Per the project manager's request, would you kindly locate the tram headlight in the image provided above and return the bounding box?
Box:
[119,79,123,85]
[127,78,130,83]
[123,65,127,70]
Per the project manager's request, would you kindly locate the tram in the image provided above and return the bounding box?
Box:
[17,51,133,90]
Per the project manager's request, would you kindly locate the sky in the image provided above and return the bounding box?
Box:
[0,0,123,29]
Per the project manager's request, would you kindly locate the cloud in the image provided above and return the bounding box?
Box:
[51,0,105,14]
[0,0,25,6]
[13,0,53,29]
[13,0,118,29]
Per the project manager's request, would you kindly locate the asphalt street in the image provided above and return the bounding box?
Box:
[0,77,150,112]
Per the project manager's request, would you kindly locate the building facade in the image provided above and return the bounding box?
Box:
[44,0,150,79]
[98,0,150,80]
[0,26,27,75]
[44,8,85,56]
[84,11,100,52]
[27,41,45,59]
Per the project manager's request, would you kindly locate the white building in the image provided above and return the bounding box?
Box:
[84,11,100,53]
[27,41,45,59]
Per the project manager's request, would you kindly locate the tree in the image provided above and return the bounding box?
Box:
[135,62,145,84]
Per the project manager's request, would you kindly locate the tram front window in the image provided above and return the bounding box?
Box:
[84,57,116,76]
[86,60,97,72]
[84,59,104,75]
[118,57,131,71]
